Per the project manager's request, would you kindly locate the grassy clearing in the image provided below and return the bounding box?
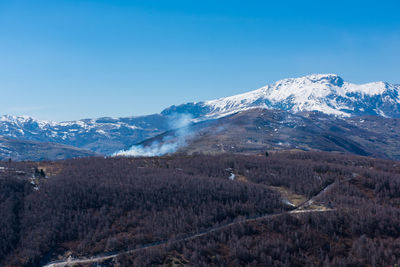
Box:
[269,186,307,207]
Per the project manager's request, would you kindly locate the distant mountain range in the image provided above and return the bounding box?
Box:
[1,74,400,160]
[0,114,169,155]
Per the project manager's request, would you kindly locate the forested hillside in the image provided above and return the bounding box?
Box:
[1,152,399,266]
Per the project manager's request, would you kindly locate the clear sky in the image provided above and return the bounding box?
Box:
[1,0,399,121]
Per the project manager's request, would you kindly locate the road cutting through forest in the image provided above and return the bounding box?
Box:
[44,181,337,267]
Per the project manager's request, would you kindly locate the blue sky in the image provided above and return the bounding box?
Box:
[1,0,399,121]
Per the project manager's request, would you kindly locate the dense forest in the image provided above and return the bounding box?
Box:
[0,152,400,266]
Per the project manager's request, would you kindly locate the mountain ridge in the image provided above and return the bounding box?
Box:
[162,74,400,119]
[134,108,400,160]
[0,114,169,155]
[2,74,400,159]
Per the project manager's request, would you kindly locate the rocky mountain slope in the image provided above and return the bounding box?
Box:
[136,109,400,160]
[1,74,399,159]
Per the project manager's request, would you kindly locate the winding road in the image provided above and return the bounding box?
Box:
[44,181,337,267]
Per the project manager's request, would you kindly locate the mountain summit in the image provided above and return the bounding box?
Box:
[1,74,400,160]
[162,74,400,119]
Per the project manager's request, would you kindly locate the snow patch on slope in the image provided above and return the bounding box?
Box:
[192,74,400,119]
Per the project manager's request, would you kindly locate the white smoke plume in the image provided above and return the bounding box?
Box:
[113,114,194,157]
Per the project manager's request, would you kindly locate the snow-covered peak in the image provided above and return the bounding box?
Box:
[0,115,56,128]
[173,74,400,119]
[0,112,168,155]
[2,73,400,157]
[1,114,34,123]
[277,73,343,85]
[268,73,389,96]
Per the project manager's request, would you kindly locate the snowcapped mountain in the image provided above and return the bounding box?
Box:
[162,74,400,119]
[1,73,400,159]
[0,114,169,155]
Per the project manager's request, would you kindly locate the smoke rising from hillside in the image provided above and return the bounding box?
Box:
[113,114,193,157]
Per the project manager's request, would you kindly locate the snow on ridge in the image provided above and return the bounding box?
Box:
[0,114,56,128]
[205,87,265,113]
[343,81,389,96]
[262,74,392,99]
[0,115,143,130]
[199,74,400,118]
[1,73,399,147]
[0,114,143,141]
